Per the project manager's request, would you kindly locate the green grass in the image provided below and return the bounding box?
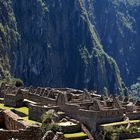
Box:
[64,132,87,138]
[16,107,28,115]
[57,111,65,115]
[0,103,28,115]
[0,103,40,124]
[0,103,13,110]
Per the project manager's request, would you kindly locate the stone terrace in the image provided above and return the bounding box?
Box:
[0,109,42,140]
[1,83,140,134]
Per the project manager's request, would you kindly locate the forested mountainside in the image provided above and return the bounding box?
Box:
[0,0,18,80]
[94,0,140,85]
[0,0,139,94]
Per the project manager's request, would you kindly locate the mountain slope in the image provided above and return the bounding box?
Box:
[0,0,128,94]
[93,0,140,85]
[0,0,19,80]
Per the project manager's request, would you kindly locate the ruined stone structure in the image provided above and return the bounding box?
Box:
[4,87,24,107]
[0,109,42,140]
[0,84,140,138]
[29,103,60,122]
[27,87,140,133]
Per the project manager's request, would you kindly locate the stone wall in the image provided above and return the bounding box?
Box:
[0,126,42,140]
[21,89,29,99]
[61,103,123,132]
[0,110,43,140]
[4,88,24,107]
[2,85,140,133]
[3,110,30,130]
[4,94,23,107]
[127,112,140,120]
[0,110,4,128]
[29,103,60,122]
[28,93,56,105]
[119,132,140,139]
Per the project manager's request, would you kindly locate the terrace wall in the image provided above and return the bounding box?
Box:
[0,110,4,127]
[127,112,140,120]
[3,110,30,130]
[61,104,123,132]
[119,132,140,139]
[0,110,43,140]
[0,126,42,140]
[29,103,60,121]
[28,93,56,105]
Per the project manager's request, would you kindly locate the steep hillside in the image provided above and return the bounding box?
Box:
[0,0,132,94]
[11,0,124,94]
[0,0,19,80]
[93,0,140,85]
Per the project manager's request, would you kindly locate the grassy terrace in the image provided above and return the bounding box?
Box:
[100,120,140,131]
[101,120,140,127]
[101,121,140,140]
[0,103,40,125]
[0,103,29,115]
[64,132,87,139]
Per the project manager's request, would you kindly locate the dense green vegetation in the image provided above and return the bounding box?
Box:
[101,121,140,140]
[41,110,59,133]
[0,77,24,87]
[102,125,139,140]
[131,77,140,100]
[0,0,19,82]
[0,0,126,94]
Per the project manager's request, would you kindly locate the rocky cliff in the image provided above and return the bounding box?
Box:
[93,0,140,85]
[2,0,137,94]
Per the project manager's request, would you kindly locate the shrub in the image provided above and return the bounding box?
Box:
[0,77,24,87]
[41,110,54,124]
[41,123,59,133]
[14,79,24,87]
[41,110,60,133]
[102,125,139,140]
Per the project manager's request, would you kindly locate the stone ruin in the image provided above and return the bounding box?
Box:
[4,87,24,107]
[1,83,140,138]
[0,109,42,140]
[27,87,140,132]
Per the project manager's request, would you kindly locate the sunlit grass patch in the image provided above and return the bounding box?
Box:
[0,103,28,115]
[16,107,28,115]
[100,120,140,131]
[0,103,41,125]
[0,98,4,101]
[64,132,87,138]
[0,103,13,110]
